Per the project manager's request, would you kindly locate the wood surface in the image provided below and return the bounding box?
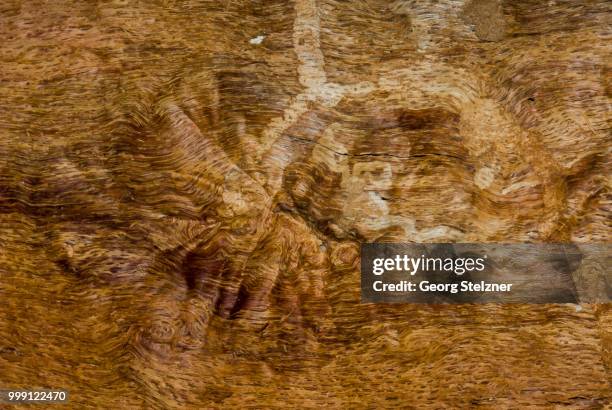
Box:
[0,0,610,408]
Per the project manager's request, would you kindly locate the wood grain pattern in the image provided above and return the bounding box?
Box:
[0,0,610,408]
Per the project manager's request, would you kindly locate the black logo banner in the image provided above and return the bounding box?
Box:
[361,244,610,304]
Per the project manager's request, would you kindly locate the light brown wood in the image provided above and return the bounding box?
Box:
[0,0,610,407]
